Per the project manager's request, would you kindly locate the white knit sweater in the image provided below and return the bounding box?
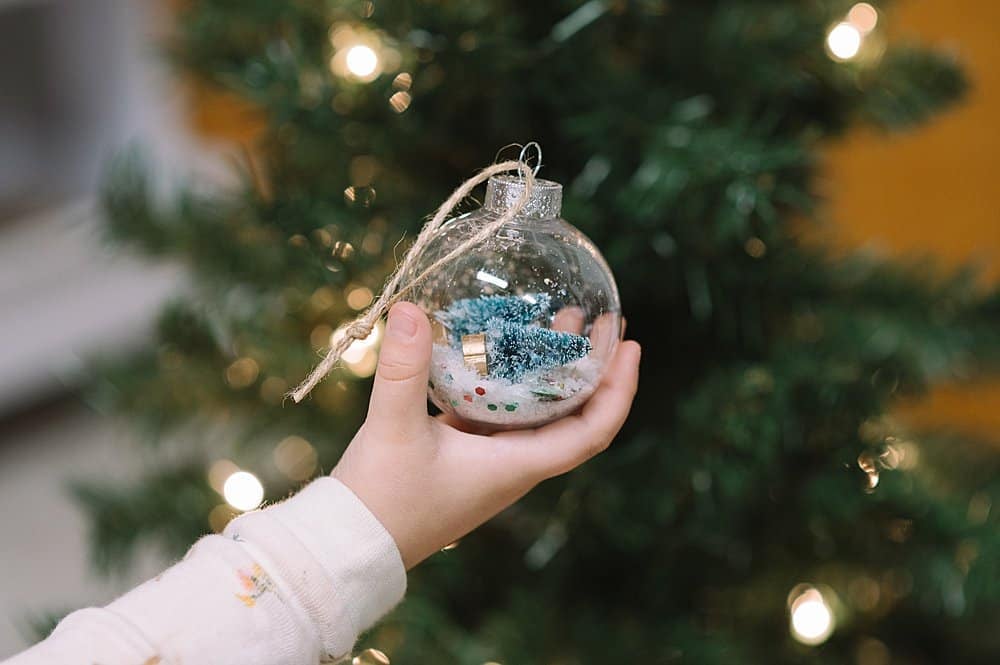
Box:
[3,477,407,665]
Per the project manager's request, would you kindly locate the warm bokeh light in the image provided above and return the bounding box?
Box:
[225,357,260,389]
[208,504,239,533]
[848,3,879,34]
[345,44,378,77]
[857,450,880,492]
[388,91,412,113]
[328,24,391,82]
[223,470,265,511]
[331,320,383,377]
[332,240,356,260]
[744,236,767,258]
[347,285,374,310]
[311,324,335,350]
[827,22,862,61]
[259,375,289,404]
[352,648,391,665]
[273,435,318,481]
[392,72,412,90]
[208,458,240,493]
[789,587,835,645]
[848,575,881,612]
[856,637,890,665]
[967,491,992,525]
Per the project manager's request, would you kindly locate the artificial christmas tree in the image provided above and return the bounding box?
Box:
[68,1,1000,663]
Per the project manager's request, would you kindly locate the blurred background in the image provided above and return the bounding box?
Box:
[0,0,998,662]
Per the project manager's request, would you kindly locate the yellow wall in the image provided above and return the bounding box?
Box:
[823,0,1000,443]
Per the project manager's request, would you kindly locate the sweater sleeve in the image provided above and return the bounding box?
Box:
[3,477,407,665]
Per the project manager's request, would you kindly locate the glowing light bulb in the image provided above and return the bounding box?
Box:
[223,471,264,511]
[827,22,862,61]
[790,587,835,645]
[345,44,378,77]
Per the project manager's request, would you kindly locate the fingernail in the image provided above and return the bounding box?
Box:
[387,307,418,339]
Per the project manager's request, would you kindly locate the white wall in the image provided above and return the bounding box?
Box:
[0,0,229,656]
[0,401,168,657]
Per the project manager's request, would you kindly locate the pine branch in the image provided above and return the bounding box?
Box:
[72,462,217,574]
[859,46,968,130]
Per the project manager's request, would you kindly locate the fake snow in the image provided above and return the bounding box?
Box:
[428,343,601,430]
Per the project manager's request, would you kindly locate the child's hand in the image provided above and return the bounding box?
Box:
[332,302,641,569]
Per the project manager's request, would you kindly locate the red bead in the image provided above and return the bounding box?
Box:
[475,386,486,396]
[463,394,473,402]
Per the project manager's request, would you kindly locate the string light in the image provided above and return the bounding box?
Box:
[329,26,382,82]
[827,3,879,62]
[345,44,378,77]
[848,3,879,34]
[328,23,399,83]
[827,22,862,61]
[223,471,265,511]
[789,586,835,645]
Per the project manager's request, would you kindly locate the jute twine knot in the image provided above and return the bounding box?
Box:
[345,320,374,339]
[289,159,536,403]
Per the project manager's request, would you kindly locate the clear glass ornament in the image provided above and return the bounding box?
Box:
[406,173,621,430]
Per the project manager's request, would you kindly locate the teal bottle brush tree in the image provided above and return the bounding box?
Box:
[437,295,592,382]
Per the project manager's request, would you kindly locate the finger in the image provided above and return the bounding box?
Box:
[435,412,489,435]
[552,306,585,334]
[588,312,623,358]
[367,302,432,437]
[500,340,641,478]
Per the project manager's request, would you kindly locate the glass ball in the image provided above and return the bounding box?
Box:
[406,174,621,430]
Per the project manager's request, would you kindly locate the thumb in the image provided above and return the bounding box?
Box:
[366,302,432,436]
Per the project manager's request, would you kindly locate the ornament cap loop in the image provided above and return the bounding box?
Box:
[518,141,543,176]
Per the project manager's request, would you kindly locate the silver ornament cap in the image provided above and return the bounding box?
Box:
[484,174,563,220]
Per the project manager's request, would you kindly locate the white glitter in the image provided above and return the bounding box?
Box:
[429,343,600,430]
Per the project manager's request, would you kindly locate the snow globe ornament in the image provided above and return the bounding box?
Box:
[406,165,621,430]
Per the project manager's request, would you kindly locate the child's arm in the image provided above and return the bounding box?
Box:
[5,303,640,665]
[7,478,404,665]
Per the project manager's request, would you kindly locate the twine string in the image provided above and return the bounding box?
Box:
[289,159,536,402]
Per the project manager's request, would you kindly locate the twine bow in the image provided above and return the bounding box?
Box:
[289,159,536,402]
